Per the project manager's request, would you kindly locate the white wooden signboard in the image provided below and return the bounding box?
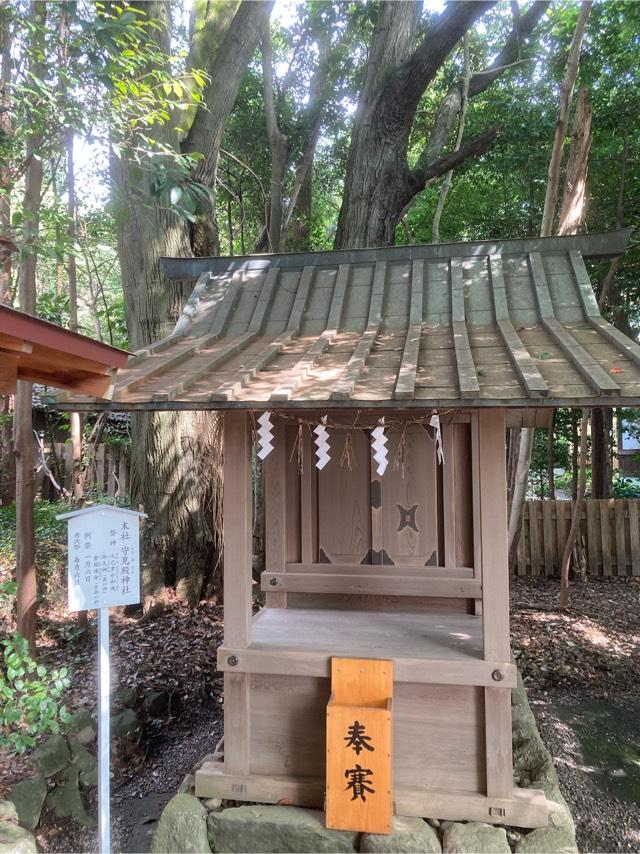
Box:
[57,504,146,854]
[61,505,143,611]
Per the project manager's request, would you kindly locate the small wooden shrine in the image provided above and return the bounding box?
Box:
[60,228,640,831]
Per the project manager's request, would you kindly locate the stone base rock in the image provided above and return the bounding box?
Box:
[0,804,17,826]
[442,821,510,854]
[361,816,441,852]
[7,776,47,833]
[0,823,37,854]
[150,794,211,854]
[45,769,95,827]
[515,827,577,854]
[207,805,358,853]
[33,735,70,777]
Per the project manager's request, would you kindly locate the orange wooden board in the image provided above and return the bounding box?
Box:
[326,658,393,835]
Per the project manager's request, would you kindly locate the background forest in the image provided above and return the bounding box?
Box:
[1,0,640,626]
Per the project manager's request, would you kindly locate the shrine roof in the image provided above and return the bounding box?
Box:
[0,305,129,399]
[53,228,640,413]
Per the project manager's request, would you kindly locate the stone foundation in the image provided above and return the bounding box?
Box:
[151,677,578,854]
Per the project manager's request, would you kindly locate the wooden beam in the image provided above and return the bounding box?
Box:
[216,645,516,688]
[270,265,350,401]
[0,333,33,354]
[569,250,640,368]
[260,571,481,598]
[528,252,620,395]
[153,268,281,402]
[222,411,252,776]
[450,258,480,398]
[195,762,549,828]
[286,561,474,577]
[0,353,18,394]
[210,267,315,401]
[488,256,549,397]
[394,260,424,399]
[331,262,387,401]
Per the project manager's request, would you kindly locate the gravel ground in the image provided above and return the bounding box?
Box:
[531,694,640,853]
[512,578,640,854]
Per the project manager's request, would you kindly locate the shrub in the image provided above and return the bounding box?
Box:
[0,580,71,754]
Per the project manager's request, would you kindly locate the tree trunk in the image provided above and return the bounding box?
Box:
[508,426,533,570]
[540,2,591,237]
[591,407,612,498]
[598,128,628,310]
[334,1,547,250]
[546,411,556,500]
[113,1,267,604]
[557,88,592,235]
[560,409,589,607]
[0,11,15,507]
[14,1,45,653]
[261,27,289,252]
[334,2,491,249]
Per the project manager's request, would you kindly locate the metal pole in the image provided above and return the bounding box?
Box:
[98,607,110,854]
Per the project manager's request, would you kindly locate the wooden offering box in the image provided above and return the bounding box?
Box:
[60,229,640,831]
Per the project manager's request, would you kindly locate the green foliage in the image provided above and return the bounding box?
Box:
[0,582,71,754]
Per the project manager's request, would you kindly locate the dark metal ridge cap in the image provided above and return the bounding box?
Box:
[160,228,633,281]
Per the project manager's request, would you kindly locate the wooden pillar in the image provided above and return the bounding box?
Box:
[442,422,457,569]
[300,428,318,563]
[223,411,252,775]
[265,418,287,608]
[476,409,513,801]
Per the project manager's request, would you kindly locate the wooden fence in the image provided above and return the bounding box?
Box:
[36,443,129,500]
[516,499,640,577]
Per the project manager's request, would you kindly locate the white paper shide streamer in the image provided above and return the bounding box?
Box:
[429,412,444,465]
[314,415,331,470]
[257,411,275,460]
[371,417,388,476]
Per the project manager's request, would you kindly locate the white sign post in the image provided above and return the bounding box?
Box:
[57,505,146,854]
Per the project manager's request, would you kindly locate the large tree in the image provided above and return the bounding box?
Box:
[111,1,271,602]
[334,0,548,249]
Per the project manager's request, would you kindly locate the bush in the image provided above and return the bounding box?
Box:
[0,580,71,754]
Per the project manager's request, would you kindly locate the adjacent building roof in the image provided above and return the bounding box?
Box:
[0,305,129,398]
[56,228,640,412]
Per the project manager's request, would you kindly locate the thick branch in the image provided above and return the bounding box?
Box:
[421,1,549,171]
[395,1,493,107]
[468,1,550,98]
[184,1,273,186]
[432,34,471,243]
[407,127,499,200]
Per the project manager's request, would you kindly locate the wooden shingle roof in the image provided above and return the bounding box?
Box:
[58,229,640,412]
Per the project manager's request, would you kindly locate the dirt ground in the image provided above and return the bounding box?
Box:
[1,578,639,853]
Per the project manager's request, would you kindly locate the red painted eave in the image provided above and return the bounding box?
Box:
[0,305,130,398]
